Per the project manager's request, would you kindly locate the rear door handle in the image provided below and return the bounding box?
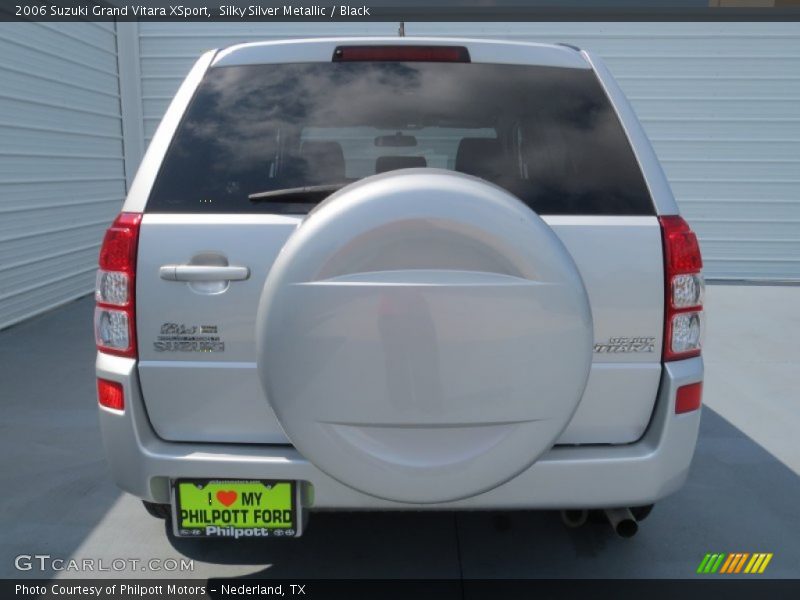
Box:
[159,265,250,282]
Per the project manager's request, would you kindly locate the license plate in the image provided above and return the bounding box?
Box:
[171,479,300,538]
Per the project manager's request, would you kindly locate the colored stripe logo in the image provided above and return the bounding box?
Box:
[697,553,773,574]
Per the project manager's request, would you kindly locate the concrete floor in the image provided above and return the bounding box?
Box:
[0,285,798,580]
[702,285,800,475]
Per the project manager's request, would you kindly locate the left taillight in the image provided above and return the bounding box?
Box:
[95,213,141,358]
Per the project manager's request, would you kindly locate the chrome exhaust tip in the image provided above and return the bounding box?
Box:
[604,507,639,538]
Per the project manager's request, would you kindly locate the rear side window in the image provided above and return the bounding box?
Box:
[146,62,654,215]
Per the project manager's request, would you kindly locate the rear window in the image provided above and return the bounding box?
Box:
[146,61,654,215]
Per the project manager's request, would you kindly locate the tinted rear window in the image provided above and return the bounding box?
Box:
[146,62,654,215]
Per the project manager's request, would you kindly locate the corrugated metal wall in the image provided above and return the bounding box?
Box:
[0,22,126,329]
[134,21,800,281]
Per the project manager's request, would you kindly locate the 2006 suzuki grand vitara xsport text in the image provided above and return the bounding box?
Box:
[94,38,704,539]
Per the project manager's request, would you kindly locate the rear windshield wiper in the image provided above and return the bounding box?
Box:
[248,183,347,202]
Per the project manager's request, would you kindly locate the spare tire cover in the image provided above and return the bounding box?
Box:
[257,169,592,503]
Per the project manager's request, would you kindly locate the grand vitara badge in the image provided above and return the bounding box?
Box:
[154,322,224,353]
[593,336,656,354]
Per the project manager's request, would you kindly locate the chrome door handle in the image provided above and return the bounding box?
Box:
[159,265,250,282]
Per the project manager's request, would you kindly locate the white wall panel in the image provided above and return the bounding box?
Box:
[0,22,126,329]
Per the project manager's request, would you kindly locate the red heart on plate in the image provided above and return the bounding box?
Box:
[216,490,237,507]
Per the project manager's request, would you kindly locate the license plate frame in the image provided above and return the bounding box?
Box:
[171,478,301,538]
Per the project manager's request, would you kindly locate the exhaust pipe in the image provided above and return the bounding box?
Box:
[604,508,638,538]
[560,509,589,528]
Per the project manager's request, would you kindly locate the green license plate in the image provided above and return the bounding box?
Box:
[172,479,299,538]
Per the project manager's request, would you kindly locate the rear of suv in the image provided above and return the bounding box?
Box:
[94,38,704,540]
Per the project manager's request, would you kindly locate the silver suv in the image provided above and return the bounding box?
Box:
[94,38,704,540]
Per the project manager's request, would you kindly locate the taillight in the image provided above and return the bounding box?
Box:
[95,213,141,358]
[332,45,471,63]
[97,378,124,411]
[659,215,704,361]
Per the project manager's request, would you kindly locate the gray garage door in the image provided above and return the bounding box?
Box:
[0,22,127,329]
[133,21,800,282]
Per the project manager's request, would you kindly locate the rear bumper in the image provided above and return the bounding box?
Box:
[96,353,702,509]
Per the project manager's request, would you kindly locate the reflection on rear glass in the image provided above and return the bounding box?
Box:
[147,62,653,216]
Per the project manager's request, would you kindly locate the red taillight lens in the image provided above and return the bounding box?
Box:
[660,215,703,274]
[97,378,124,411]
[99,212,141,272]
[95,213,141,358]
[659,215,704,361]
[675,382,703,414]
[332,45,471,63]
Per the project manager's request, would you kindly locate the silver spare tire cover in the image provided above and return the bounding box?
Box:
[257,169,592,503]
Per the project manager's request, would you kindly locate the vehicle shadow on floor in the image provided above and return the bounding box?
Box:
[0,297,126,578]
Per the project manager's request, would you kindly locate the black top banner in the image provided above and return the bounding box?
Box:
[3,0,800,21]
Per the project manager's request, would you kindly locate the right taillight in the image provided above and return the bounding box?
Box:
[659,215,704,361]
[95,213,141,358]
